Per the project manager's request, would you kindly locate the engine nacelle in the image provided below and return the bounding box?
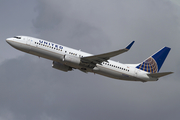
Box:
[52,61,72,72]
[63,54,81,68]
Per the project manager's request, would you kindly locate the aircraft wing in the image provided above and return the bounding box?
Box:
[81,41,135,64]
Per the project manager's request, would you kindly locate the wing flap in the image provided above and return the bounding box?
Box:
[147,72,173,78]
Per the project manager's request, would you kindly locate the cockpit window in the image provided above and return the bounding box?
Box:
[14,36,21,39]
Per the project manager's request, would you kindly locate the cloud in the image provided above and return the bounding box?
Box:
[0,0,38,63]
[1,55,180,120]
[33,0,180,63]
[2,0,180,120]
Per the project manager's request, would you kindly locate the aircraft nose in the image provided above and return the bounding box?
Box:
[6,38,13,44]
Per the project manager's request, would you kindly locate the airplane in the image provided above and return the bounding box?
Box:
[6,36,173,82]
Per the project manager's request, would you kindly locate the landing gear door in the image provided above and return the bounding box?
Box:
[26,39,31,45]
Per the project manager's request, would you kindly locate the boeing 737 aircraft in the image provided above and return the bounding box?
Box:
[6,36,173,82]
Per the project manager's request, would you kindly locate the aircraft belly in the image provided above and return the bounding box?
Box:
[93,65,129,80]
[29,46,64,62]
[92,65,144,81]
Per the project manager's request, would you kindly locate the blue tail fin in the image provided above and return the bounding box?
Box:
[136,47,171,73]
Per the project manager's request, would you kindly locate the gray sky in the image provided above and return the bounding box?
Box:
[1,0,180,120]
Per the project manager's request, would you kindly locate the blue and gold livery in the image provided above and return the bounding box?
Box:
[136,47,171,73]
[136,57,158,73]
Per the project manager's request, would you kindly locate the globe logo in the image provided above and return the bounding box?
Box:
[137,57,158,73]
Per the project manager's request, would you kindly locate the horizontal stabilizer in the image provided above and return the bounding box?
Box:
[147,72,173,78]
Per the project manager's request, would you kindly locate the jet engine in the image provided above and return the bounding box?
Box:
[52,61,72,72]
[63,54,81,68]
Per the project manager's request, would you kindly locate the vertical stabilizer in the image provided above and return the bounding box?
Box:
[136,47,171,73]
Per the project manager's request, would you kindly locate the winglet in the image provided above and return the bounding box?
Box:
[126,41,135,50]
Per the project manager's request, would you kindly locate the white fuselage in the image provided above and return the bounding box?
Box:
[6,36,158,82]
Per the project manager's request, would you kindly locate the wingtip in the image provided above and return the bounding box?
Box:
[126,41,135,50]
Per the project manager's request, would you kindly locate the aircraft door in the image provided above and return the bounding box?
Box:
[25,38,32,52]
[26,38,31,45]
[134,69,140,77]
